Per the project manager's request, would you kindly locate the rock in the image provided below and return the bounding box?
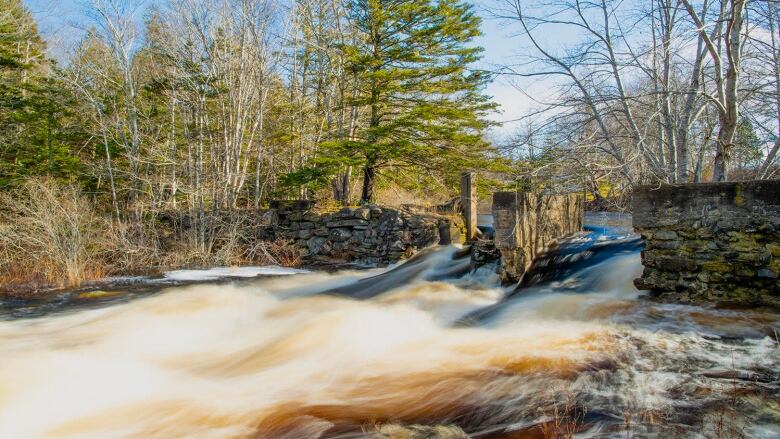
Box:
[472,241,501,268]
[373,424,469,439]
[758,269,778,279]
[734,266,756,278]
[258,210,278,227]
[326,219,369,228]
[657,255,698,272]
[265,201,467,266]
[649,240,680,250]
[354,207,371,220]
[438,219,463,245]
[329,228,352,242]
[307,237,328,255]
[303,211,320,222]
[654,230,678,240]
[390,240,405,251]
[287,211,306,222]
[337,207,355,218]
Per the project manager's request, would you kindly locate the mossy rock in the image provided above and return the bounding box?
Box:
[701,260,733,273]
[375,424,468,439]
[77,290,122,299]
[728,237,759,252]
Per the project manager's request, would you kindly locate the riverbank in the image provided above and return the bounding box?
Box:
[1,181,464,298]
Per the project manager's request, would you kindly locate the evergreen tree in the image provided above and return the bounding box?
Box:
[0,0,83,187]
[732,117,763,172]
[291,0,495,203]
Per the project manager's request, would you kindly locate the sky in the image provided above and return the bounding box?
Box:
[23,0,571,138]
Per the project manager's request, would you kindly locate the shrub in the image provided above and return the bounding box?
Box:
[0,178,108,287]
[0,180,304,292]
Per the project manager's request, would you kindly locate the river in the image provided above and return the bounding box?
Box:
[0,220,778,438]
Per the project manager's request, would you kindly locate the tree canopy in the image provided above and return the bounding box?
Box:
[286,0,496,203]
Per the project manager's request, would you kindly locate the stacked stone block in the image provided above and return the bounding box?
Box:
[267,201,463,265]
[633,180,780,306]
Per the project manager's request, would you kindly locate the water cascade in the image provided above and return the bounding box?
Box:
[0,224,779,438]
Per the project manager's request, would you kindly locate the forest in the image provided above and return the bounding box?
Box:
[0,0,779,288]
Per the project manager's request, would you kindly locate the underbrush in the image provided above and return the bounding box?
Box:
[0,179,301,293]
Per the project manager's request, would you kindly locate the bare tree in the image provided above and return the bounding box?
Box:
[492,0,769,191]
[681,0,747,181]
[84,0,145,204]
[747,0,780,178]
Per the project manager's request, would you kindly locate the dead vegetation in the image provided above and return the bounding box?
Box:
[0,179,108,287]
[0,179,301,293]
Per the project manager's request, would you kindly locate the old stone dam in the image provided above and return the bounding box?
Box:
[0,212,779,437]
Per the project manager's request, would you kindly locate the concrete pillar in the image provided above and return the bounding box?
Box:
[460,172,477,242]
[492,191,520,250]
[492,191,524,282]
[491,190,584,283]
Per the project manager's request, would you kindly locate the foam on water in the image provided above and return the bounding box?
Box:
[163,266,309,281]
[0,230,779,438]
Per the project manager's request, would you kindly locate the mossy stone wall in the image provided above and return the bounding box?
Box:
[268,202,463,265]
[633,181,780,306]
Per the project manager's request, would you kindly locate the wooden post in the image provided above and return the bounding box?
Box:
[460,172,477,242]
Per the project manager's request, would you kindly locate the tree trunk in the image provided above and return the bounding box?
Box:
[332,166,352,205]
[361,163,375,204]
[713,124,737,181]
[712,0,746,181]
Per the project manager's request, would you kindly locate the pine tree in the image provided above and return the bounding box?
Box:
[296,0,495,203]
[0,0,83,187]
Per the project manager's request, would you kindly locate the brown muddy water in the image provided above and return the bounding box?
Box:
[0,226,779,438]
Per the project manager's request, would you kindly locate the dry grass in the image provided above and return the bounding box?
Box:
[375,185,449,208]
[538,394,584,439]
[246,239,302,267]
[0,179,108,287]
[0,180,303,293]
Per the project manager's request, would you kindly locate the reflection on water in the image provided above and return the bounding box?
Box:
[0,223,779,438]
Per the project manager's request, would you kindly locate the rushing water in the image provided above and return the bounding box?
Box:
[1,223,779,438]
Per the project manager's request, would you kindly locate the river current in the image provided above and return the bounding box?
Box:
[0,221,779,438]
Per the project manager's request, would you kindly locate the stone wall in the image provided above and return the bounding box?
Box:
[633,180,780,307]
[268,201,463,265]
[492,191,584,282]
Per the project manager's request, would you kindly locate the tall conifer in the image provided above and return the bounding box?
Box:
[309,0,495,202]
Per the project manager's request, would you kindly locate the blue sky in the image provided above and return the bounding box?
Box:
[24,0,569,137]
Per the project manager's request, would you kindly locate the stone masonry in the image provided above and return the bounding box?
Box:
[267,201,463,265]
[492,191,584,282]
[633,180,780,307]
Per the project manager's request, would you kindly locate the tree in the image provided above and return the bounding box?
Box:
[747,0,780,179]
[494,0,767,197]
[681,0,748,182]
[0,0,82,188]
[317,0,495,203]
[732,117,763,173]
